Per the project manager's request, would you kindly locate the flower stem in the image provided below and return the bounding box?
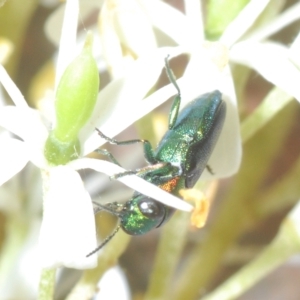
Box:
[66,231,130,300]
[144,211,190,300]
[38,268,57,300]
[241,87,292,143]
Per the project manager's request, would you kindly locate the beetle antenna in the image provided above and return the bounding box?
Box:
[86,225,121,257]
[164,56,181,96]
[92,201,122,217]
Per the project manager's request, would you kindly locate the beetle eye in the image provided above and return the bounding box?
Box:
[120,197,167,235]
[138,199,165,222]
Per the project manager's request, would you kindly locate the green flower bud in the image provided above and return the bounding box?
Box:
[45,32,99,165]
[44,132,81,165]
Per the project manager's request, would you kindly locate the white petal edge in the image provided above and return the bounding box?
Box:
[112,0,157,57]
[142,0,193,47]
[289,31,300,69]
[220,0,271,47]
[287,200,300,238]
[0,138,29,186]
[0,64,28,108]
[68,158,194,212]
[55,0,79,88]
[0,81,6,107]
[183,0,204,44]
[230,41,300,101]
[0,106,48,142]
[244,2,300,43]
[39,166,97,269]
[45,0,102,46]
[95,266,131,300]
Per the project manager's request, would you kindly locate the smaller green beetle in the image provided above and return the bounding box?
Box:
[87,57,226,257]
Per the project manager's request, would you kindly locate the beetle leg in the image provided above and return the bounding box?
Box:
[111,162,181,183]
[95,128,157,164]
[94,148,122,166]
[206,165,214,175]
[111,170,139,179]
[164,56,181,129]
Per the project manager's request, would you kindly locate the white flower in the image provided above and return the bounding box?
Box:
[0,0,198,271]
[225,1,300,101]
[0,0,98,270]
[0,0,248,298]
[5,0,290,271]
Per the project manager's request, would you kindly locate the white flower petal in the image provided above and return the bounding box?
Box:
[99,2,124,78]
[244,2,300,43]
[0,81,6,107]
[220,0,271,47]
[39,166,97,269]
[202,66,241,180]
[45,0,101,47]
[143,0,193,46]
[287,200,300,238]
[208,96,241,178]
[0,38,13,66]
[183,0,204,43]
[68,158,194,212]
[230,41,300,101]
[0,106,48,145]
[114,0,157,56]
[95,266,131,300]
[0,138,29,185]
[55,0,79,88]
[289,31,300,69]
[0,106,47,168]
[0,64,28,108]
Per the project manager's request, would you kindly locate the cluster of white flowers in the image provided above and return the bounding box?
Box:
[0,0,300,299]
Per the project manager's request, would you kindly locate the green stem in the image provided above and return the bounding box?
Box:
[66,231,130,300]
[38,269,57,300]
[0,217,29,293]
[241,87,293,143]
[144,211,190,300]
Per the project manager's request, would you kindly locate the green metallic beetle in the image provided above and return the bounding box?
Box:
[87,57,226,257]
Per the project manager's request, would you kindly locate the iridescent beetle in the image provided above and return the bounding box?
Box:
[87,57,226,257]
